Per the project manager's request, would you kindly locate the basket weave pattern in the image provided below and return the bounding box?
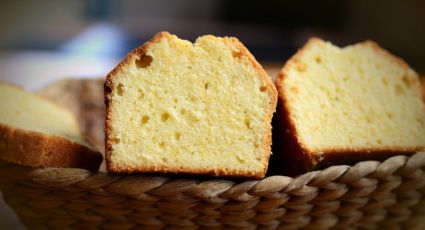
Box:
[1,152,425,229]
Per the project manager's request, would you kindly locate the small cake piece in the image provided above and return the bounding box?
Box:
[105,32,277,178]
[0,83,102,171]
[274,38,425,175]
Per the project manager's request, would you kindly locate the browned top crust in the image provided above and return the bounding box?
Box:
[104,32,277,178]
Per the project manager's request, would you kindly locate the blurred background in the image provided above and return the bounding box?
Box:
[0,0,424,91]
[0,0,424,228]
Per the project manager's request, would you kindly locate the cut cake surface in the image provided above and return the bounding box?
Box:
[274,38,425,175]
[105,32,277,178]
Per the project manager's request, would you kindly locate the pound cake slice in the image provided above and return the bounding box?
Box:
[274,38,425,175]
[0,83,102,171]
[105,32,277,178]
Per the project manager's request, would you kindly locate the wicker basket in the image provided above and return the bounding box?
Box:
[1,152,425,230]
[2,78,424,229]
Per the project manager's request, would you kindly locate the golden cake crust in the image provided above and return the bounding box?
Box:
[105,32,277,178]
[273,38,425,175]
[0,124,102,171]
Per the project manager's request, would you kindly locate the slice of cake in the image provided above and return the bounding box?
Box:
[0,83,102,171]
[274,38,425,175]
[105,32,277,178]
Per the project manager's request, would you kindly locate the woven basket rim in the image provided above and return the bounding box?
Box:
[2,151,425,229]
[1,151,424,192]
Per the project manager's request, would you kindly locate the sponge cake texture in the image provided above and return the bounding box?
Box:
[274,38,425,175]
[105,32,277,178]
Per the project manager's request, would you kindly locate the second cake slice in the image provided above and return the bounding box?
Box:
[105,32,277,178]
[274,38,425,175]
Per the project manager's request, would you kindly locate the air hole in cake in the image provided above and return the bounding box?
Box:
[138,89,145,99]
[296,62,307,72]
[357,67,365,77]
[188,113,200,122]
[386,113,394,119]
[111,138,121,144]
[175,132,182,141]
[365,116,372,123]
[402,75,413,86]
[232,50,243,58]
[290,86,299,94]
[161,157,168,162]
[117,83,124,96]
[377,139,383,144]
[382,78,389,86]
[244,117,252,129]
[236,155,245,164]
[204,82,209,90]
[417,117,425,127]
[180,109,186,115]
[161,112,170,122]
[335,87,342,94]
[174,98,178,103]
[159,142,165,148]
[141,115,150,125]
[135,54,153,68]
[395,84,406,96]
[315,56,322,63]
[260,86,268,92]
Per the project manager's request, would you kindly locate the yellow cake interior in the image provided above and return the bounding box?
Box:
[281,39,425,151]
[108,34,273,174]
